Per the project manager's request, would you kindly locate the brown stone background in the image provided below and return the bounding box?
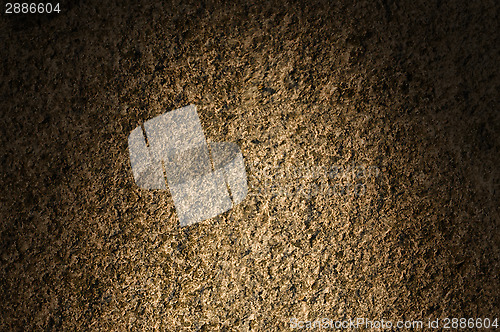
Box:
[0,0,499,330]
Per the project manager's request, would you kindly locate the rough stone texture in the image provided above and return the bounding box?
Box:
[1,0,498,330]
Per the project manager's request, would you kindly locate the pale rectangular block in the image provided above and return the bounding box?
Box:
[170,169,232,227]
[210,142,248,205]
[128,127,166,189]
[144,104,207,162]
[128,104,248,226]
